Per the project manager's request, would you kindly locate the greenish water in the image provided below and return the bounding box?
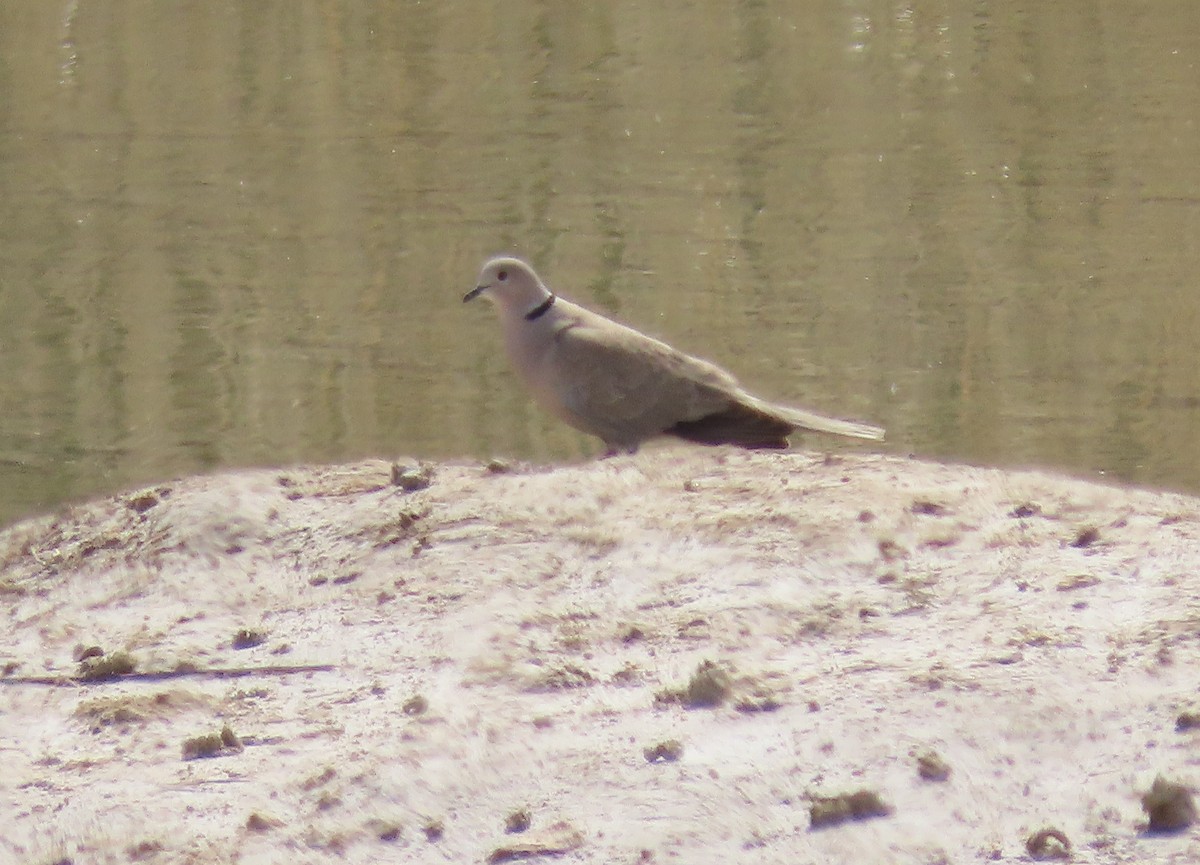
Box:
[2,1,1199,526]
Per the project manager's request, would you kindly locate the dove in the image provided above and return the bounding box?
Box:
[464,256,884,455]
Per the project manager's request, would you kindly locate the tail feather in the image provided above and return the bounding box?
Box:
[772,404,885,441]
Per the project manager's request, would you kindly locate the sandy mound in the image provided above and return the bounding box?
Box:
[2,450,1199,863]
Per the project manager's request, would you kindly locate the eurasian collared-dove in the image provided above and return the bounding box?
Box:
[464,256,884,455]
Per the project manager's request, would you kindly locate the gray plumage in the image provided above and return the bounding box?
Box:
[464,256,884,455]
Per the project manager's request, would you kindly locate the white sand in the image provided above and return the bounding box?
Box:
[2,450,1198,863]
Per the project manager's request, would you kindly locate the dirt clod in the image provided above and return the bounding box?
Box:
[77,650,136,681]
[809,789,892,830]
[181,724,243,760]
[487,820,583,863]
[392,462,433,491]
[375,822,402,842]
[1056,574,1100,592]
[656,660,732,708]
[916,750,951,782]
[402,694,429,716]
[127,492,160,514]
[911,499,948,516]
[1025,827,1071,859]
[301,767,337,790]
[1175,711,1200,732]
[74,644,105,662]
[504,808,532,834]
[643,739,683,763]
[1142,776,1197,833]
[232,628,267,649]
[245,813,283,833]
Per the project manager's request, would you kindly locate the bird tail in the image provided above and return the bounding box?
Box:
[771,403,885,441]
[664,396,884,448]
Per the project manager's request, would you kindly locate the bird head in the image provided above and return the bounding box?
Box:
[464,257,554,320]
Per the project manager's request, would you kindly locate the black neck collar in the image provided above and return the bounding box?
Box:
[524,294,556,321]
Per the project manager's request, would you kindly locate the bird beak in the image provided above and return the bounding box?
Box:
[463,284,486,303]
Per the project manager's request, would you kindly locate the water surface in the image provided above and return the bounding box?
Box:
[2,1,1199,525]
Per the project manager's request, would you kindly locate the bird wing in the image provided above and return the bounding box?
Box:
[545,314,738,447]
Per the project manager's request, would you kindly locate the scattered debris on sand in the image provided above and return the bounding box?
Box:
[77,649,137,681]
[915,750,951,782]
[655,659,733,708]
[1142,776,1197,833]
[3,451,1200,862]
[643,739,684,763]
[487,820,583,863]
[1025,827,1071,860]
[809,789,892,829]
[181,724,244,760]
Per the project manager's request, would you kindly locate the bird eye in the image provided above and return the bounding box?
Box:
[497,270,508,281]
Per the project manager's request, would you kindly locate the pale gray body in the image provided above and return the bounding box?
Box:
[464,257,884,455]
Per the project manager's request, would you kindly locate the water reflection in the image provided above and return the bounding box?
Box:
[1,1,1199,526]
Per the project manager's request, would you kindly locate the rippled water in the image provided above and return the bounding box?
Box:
[1,1,1198,525]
